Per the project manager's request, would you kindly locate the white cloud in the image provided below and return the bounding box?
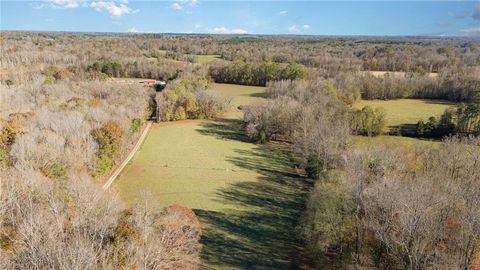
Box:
[128,27,139,33]
[45,0,84,9]
[302,24,310,29]
[171,2,183,10]
[287,25,300,33]
[461,27,480,36]
[208,27,248,34]
[170,0,198,11]
[194,23,202,29]
[36,0,138,17]
[90,1,137,17]
[278,10,287,16]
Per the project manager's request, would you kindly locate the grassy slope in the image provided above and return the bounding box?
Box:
[114,83,309,269]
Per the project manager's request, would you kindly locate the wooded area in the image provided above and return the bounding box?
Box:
[1,32,479,269]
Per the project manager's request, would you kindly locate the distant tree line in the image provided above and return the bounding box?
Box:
[87,60,184,81]
[336,68,480,102]
[209,62,307,86]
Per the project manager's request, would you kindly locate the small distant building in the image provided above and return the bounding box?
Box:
[140,79,166,86]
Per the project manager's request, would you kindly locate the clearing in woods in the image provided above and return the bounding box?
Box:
[195,54,222,64]
[352,98,455,146]
[354,98,454,134]
[114,83,310,269]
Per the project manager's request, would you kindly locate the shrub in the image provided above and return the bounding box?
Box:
[42,65,73,82]
[0,122,17,147]
[173,106,187,121]
[42,65,59,78]
[0,147,10,168]
[95,154,114,176]
[130,118,143,133]
[41,162,67,180]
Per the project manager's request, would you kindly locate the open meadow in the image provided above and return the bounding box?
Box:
[352,98,455,146]
[114,83,310,269]
[354,98,454,134]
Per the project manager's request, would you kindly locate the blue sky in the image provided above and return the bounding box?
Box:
[1,1,479,36]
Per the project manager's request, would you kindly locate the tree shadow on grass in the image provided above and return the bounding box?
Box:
[195,118,313,269]
[249,92,269,98]
[388,123,418,137]
[198,119,251,143]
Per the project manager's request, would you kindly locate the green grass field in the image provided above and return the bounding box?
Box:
[114,84,451,268]
[353,98,454,142]
[114,83,309,269]
[354,98,454,134]
[195,54,222,64]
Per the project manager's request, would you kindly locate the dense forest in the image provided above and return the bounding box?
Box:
[1,32,479,269]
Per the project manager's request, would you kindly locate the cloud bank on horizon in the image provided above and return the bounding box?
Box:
[2,0,480,37]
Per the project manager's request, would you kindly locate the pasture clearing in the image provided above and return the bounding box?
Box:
[195,54,222,64]
[354,98,454,133]
[114,83,310,269]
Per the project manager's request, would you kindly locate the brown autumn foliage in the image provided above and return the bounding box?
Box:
[0,33,204,267]
[1,31,479,269]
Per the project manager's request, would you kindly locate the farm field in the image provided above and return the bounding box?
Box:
[354,98,454,131]
[114,83,309,269]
